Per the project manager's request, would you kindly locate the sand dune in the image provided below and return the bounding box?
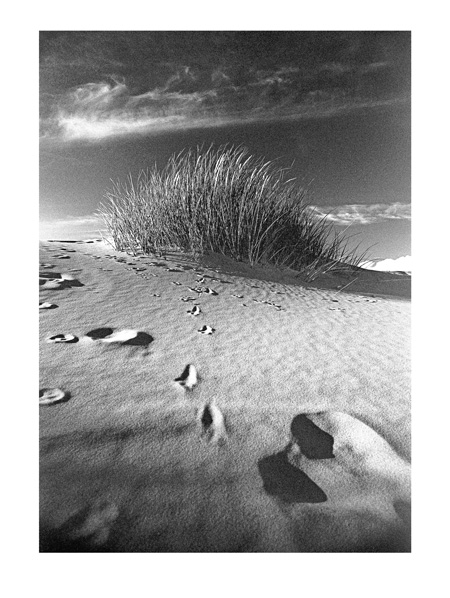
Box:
[39,240,410,552]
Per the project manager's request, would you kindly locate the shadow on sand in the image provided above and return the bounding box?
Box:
[258,451,327,503]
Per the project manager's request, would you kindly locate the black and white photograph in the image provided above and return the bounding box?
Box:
[38,29,412,555]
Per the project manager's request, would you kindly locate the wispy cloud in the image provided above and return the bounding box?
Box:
[41,68,408,143]
[41,32,410,142]
[309,203,411,226]
[211,68,232,87]
[42,79,221,141]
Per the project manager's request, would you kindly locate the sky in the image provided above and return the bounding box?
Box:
[39,31,411,267]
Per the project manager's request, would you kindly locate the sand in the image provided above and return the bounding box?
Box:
[39,239,410,552]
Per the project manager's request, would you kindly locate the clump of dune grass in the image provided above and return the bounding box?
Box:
[98,145,365,279]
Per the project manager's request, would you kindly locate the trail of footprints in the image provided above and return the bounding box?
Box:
[40,242,380,413]
[40,246,226,443]
[39,244,221,428]
[40,243,405,550]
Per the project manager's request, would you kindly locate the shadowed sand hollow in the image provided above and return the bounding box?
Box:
[39,240,410,552]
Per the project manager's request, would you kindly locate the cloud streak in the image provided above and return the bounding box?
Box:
[41,68,408,142]
[40,32,410,141]
[309,203,411,226]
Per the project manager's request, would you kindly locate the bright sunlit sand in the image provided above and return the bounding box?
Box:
[39,238,410,552]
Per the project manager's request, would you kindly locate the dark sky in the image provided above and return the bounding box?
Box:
[39,31,410,260]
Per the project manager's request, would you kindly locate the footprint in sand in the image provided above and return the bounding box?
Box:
[66,500,119,546]
[39,279,60,290]
[84,328,153,347]
[46,334,79,344]
[187,305,201,316]
[204,287,218,295]
[39,388,70,406]
[287,411,410,504]
[39,302,58,310]
[198,400,227,444]
[261,411,411,550]
[188,286,218,296]
[259,413,384,505]
[289,414,335,459]
[39,272,84,289]
[39,272,62,284]
[42,278,83,290]
[198,325,215,335]
[47,500,119,550]
[84,327,114,340]
[174,364,198,390]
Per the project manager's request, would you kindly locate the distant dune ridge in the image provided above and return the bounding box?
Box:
[39,239,410,552]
